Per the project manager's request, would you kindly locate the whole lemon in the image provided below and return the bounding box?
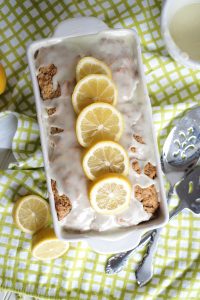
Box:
[0,63,6,94]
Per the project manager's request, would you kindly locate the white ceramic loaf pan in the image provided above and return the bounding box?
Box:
[27,18,168,253]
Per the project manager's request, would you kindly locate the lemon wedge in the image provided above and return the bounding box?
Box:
[76,102,124,147]
[83,141,129,180]
[72,74,118,114]
[12,195,50,234]
[32,227,69,260]
[0,64,6,94]
[76,56,112,81]
[89,174,131,215]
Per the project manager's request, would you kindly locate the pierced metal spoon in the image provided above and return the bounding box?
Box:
[135,106,200,285]
[105,106,200,275]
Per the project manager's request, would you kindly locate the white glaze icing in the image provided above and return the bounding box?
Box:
[35,31,160,232]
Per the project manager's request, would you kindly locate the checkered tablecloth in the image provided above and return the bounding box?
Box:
[0,1,200,299]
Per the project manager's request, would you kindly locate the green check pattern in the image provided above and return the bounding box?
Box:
[0,1,200,299]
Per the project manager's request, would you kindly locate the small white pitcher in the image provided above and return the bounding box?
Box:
[161,0,200,69]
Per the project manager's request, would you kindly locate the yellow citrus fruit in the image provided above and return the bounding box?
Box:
[76,102,124,148]
[83,141,129,181]
[89,173,131,215]
[12,195,50,234]
[76,56,112,81]
[0,64,6,94]
[32,227,69,260]
[72,74,118,114]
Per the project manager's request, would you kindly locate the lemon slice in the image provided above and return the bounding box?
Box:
[89,174,131,215]
[83,141,129,181]
[76,57,112,81]
[0,64,6,94]
[32,227,69,260]
[12,195,50,234]
[72,74,118,114]
[76,102,124,147]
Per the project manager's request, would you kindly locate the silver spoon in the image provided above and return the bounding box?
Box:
[136,165,200,286]
[135,106,200,285]
[105,106,200,275]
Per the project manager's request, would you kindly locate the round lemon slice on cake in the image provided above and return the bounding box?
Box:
[76,102,124,147]
[76,56,112,81]
[89,174,131,215]
[72,74,118,114]
[82,141,129,181]
[12,195,50,234]
[32,227,69,260]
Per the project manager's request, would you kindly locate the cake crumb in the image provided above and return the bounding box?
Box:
[37,64,61,100]
[133,134,145,144]
[144,162,157,179]
[131,146,136,153]
[50,127,64,135]
[135,184,159,214]
[47,107,56,116]
[132,160,141,174]
[51,180,72,221]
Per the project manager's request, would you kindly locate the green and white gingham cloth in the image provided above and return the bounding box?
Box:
[0,1,200,299]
